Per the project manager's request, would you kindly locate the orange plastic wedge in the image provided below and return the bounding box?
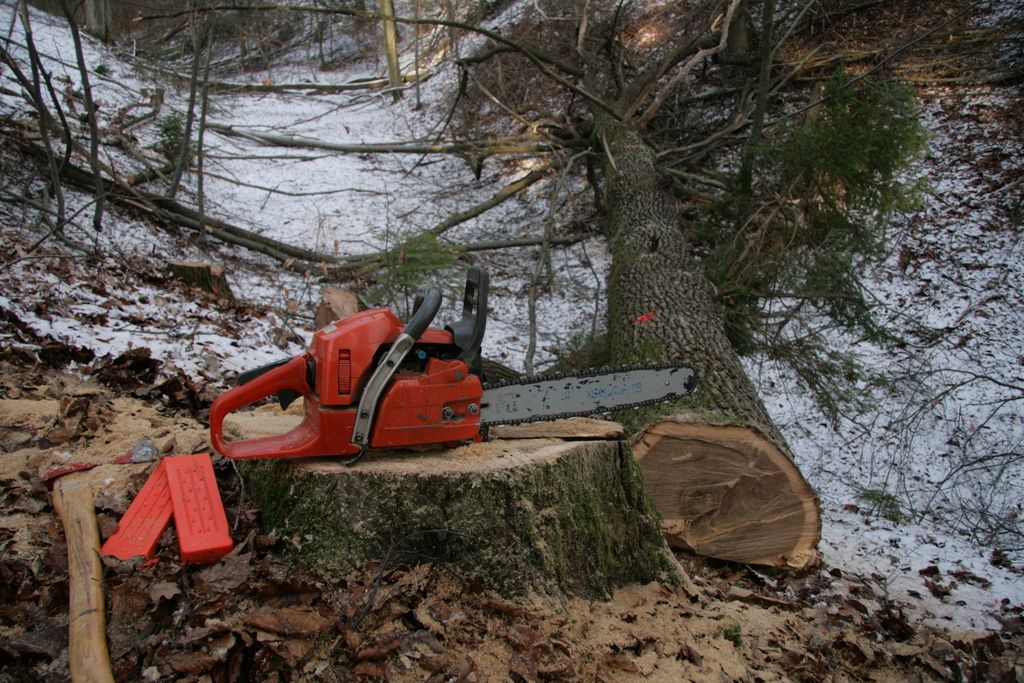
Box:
[165,453,233,564]
[100,460,172,560]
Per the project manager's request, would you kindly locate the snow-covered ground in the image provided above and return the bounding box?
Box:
[1,2,1021,630]
[749,88,1024,629]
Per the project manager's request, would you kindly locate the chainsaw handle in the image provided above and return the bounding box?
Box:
[210,355,312,459]
[447,267,488,367]
[404,289,442,340]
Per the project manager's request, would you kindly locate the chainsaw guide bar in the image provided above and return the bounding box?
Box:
[480,364,699,427]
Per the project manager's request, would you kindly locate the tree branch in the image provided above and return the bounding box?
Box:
[207,123,579,158]
[618,0,725,121]
[429,167,551,236]
[635,0,744,128]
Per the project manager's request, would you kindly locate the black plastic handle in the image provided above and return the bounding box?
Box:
[447,267,489,366]
[404,288,442,339]
[235,357,312,410]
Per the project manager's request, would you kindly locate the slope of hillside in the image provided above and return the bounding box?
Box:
[1,1,1022,678]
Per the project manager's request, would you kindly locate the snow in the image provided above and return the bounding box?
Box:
[746,87,1024,629]
[1,1,1021,631]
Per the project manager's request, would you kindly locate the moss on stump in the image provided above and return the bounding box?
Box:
[242,438,678,598]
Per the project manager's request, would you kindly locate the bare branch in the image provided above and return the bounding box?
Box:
[618,0,724,121]
[458,233,588,253]
[59,0,105,232]
[634,0,744,128]
[428,167,551,237]
[208,123,581,158]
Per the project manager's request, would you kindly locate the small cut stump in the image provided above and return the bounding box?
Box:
[238,414,677,598]
[168,261,234,300]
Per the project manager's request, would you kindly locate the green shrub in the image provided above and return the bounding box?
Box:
[691,70,926,419]
[698,70,927,355]
[370,232,461,317]
[155,112,188,163]
[856,487,905,523]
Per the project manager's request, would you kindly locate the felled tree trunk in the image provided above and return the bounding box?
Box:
[599,123,820,568]
[239,422,677,598]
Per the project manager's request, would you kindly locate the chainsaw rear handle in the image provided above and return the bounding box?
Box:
[447,267,489,367]
[209,355,313,459]
[404,289,442,341]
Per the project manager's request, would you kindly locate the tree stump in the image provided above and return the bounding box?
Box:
[313,287,362,329]
[233,412,677,598]
[168,261,234,300]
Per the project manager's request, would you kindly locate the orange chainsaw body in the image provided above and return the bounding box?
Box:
[209,307,484,460]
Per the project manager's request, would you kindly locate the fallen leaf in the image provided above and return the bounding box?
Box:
[681,643,703,666]
[3,628,65,658]
[167,650,221,674]
[509,652,538,682]
[342,626,363,650]
[924,578,952,600]
[149,581,180,605]
[885,642,924,658]
[246,606,332,636]
[353,661,388,678]
[265,637,313,664]
[197,552,252,593]
[110,578,150,621]
[420,653,455,674]
[356,633,403,661]
[94,348,160,389]
[482,597,529,618]
[602,652,639,673]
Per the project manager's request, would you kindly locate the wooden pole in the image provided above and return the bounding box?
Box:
[51,474,115,683]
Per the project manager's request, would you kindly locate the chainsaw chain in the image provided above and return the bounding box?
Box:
[479,362,698,427]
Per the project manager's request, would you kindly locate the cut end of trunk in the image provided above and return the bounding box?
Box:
[633,419,820,569]
[314,287,362,329]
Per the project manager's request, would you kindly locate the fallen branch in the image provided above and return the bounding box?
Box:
[7,130,585,278]
[429,167,551,236]
[458,233,589,252]
[6,131,331,272]
[193,74,425,95]
[208,123,579,158]
[324,233,589,277]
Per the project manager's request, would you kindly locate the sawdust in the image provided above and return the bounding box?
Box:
[353,570,911,682]
[223,401,618,474]
[0,381,209,497]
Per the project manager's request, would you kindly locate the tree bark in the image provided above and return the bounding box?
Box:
[598,121,820,568]
[84,0,113,43]
[380,0,402,101]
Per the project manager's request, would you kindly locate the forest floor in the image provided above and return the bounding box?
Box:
[1,0,1023,680]
[1,362,1021,681]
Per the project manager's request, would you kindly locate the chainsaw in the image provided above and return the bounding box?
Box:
[209,267,697,464]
